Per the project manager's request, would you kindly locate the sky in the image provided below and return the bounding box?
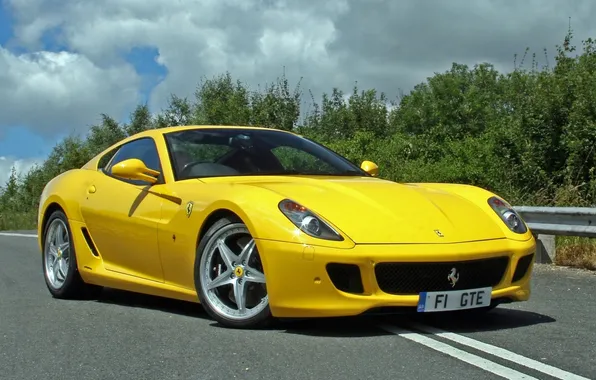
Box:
[1,0,596,185]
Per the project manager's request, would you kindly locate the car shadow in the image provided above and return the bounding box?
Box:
[277,316,396,337]
[86,288,556,337]
[403,306,557,334]
[280,307,556,337]
[94,287,211,320]
[87,287,393,335]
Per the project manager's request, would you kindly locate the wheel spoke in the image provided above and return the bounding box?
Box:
[59,242,70,257]
[207,270,235,290]
[245,267,265,284]
[233,280,247,313]
[59,260,68,279]
[238,239,256,264]
[55,224,65,246]
[48,245,58,259]
[48,258,56,282]
[55,262,64,281]
[217,239,239,269]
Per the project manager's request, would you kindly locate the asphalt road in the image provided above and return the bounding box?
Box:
[1,231,594,380]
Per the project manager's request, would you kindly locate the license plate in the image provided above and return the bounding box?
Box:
[417,287,492,312]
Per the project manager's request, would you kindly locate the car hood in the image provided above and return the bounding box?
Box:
[203,176,506,244]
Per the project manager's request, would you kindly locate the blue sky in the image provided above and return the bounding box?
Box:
[0,1,12,46]
[0,2,167,162]
[0,0,66,160]
[0,4,40,159]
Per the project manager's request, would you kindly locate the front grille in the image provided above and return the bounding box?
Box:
[374,256,509,295]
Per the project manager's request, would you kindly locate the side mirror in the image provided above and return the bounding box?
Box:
[111,158,160,184]
[360,160,379,177]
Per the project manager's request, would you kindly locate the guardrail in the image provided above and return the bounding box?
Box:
[513,206,596,263]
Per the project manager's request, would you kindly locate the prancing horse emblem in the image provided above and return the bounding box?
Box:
[447,268,459,288]
[186,201,194,218]
[434,229,444,237]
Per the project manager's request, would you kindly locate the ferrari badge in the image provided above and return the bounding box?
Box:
[186,201,194,218]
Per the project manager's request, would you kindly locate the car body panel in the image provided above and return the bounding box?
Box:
[36,125,536,318]
[199,175,513,244]
[256,236,535,317]
[78,170,165,281]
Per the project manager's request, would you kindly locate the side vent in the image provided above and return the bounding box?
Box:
[81,227,100,257]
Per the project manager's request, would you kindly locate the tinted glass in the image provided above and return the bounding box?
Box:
[105,137,162,185]
[164,128,367,180]
[98,147,118,173]
[108,137,161,172]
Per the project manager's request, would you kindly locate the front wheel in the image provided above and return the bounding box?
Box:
[195,217,271,329]
[42,210,102,299]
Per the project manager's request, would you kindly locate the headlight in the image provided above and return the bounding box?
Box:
[487,196,527,234]
[278,199,344,241]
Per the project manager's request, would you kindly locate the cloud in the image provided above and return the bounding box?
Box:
[0,46,142,138]
[0,156,42,185]
[6,0,351,114]
[3,0,596,141]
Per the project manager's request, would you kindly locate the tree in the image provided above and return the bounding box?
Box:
[125,104,154,136]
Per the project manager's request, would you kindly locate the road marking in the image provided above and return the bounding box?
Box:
[0,232,38,238]
[408,322,590,380]
[379,324,539,380]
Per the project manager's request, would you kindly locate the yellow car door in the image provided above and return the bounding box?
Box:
[80,137,165,282]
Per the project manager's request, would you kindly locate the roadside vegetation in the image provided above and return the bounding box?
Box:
[1,30,596,270]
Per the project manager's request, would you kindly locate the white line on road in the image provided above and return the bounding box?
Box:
[0,232,38,238]
[407,322,590,380]
[379,324,539,380]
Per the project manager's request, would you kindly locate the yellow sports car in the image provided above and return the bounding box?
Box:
[37,125,536,328]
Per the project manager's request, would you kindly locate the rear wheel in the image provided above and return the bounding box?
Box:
[42,210,102,299]
[195,217,271,329]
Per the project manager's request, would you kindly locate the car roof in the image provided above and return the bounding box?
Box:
[132,125,299,139]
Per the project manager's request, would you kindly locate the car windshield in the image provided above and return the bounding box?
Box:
[164,128,368,180]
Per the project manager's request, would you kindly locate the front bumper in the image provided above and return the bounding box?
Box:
[256,237,535,318]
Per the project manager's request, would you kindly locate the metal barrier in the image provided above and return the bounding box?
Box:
[513,206,596,263]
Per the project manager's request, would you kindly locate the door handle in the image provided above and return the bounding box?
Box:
[87,185,96,194]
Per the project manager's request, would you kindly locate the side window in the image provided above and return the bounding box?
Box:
[105,138,163,185]
[98,147,119,173]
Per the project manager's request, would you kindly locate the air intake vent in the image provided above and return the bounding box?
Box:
[81,227,100,257]
[326,263,365,294]
[512,253,534,283]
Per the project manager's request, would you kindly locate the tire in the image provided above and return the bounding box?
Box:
[194,216,272,329]
[42,210,102,299]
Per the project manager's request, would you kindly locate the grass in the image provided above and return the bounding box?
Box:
[0,210,37,231]
[555,236,596,271]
